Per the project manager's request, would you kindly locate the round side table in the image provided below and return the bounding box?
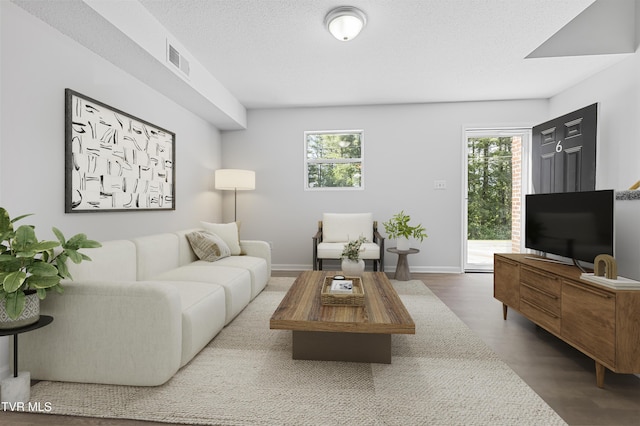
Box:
[386,248,419,281]
[0,315,53,404]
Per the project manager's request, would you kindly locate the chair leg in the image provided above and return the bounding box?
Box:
[318,259,323,270]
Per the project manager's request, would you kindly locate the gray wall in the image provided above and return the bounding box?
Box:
[221,101,548,271]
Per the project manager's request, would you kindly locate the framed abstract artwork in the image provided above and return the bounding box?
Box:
[65,89,175,212]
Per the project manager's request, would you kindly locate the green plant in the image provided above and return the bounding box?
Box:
[341,235,368,261]
[0,207,101,320]
[383,211,428,241]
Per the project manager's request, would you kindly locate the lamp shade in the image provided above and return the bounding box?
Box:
[215,169,255,191]
[325,6,367,41]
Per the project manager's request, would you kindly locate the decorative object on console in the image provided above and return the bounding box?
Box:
[594,254,617,279]
[65,89,175,212]
[340,235,367,276]
[580,255,640,290]
[383,211,427,251]
[214,169,255,221]
[0,207,101,329]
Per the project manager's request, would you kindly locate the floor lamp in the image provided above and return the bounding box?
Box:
[215,169,255,221]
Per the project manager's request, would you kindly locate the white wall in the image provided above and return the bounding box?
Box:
[0,2,224,241]
[222,100,548,271]
[550,49,640,280]
[0,2,223,380]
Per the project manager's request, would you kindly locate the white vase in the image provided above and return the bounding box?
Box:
[341,259,365,276]
[396,237,411,251]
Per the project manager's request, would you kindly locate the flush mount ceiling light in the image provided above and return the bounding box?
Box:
[324,6,367,41]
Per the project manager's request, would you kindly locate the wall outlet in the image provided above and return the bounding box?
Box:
[434,180,447,190]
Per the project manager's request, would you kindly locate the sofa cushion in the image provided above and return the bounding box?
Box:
[65,240,137,282]
[193,255,269,300]
[153,264,251,325]
[322,213,373,243]
[186,230,231,262]
[164,281,226,366]
[133,233,180,280]
[201,221,242,255]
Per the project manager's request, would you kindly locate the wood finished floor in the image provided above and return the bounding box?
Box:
[3,271,640,425]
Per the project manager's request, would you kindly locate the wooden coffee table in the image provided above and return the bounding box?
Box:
[270,271,415,363]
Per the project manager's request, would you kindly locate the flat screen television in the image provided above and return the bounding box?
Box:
[525,189,614,264]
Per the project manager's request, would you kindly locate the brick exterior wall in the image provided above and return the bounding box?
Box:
[511,136,521,253]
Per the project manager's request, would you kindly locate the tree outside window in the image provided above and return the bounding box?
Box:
[304,130,363,190]
[467,137,512,240]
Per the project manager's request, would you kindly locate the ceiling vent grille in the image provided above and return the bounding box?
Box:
[167,41,190,78]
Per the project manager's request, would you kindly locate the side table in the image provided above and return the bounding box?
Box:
[386,248,419,281]
[0,315,53,404]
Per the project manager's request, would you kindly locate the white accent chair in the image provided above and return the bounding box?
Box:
[312,213,384,271]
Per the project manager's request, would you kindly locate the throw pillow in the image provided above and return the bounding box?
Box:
[200,221,242,255]
[186,231,231,262]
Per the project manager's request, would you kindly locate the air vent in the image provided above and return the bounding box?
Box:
[166,41,190,78]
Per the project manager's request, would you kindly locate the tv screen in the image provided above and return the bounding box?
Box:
[525,190,614,263]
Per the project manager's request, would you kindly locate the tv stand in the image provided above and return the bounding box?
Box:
[494,253,640,388]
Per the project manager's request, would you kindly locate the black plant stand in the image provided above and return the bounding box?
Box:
[0,315,54,378]
[0,315,53,404]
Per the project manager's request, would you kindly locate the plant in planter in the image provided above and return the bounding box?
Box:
[341,235,368,276]
[383,211,428,251]
[0,207,101,328]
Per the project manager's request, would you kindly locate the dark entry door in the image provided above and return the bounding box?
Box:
[532,103,597,193]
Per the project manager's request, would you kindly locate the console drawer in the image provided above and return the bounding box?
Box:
[520,297,561,334]
[521,282,560,316]
[521,266,561,297]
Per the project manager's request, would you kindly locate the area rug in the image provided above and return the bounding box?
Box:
[29,277,566,425]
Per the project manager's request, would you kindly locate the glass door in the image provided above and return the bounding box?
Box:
[463,129,529,271]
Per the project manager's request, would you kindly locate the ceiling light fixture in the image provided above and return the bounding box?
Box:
[324,6,367,41]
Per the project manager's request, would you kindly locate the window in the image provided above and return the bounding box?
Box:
[304,130,363,190]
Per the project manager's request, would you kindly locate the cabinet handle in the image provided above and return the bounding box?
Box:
[521,298,560,319]
[564,280,612,299]
[521,282,558,300]
[522,267,560,281]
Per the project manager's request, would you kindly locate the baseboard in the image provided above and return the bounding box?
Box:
[272,264,463,274]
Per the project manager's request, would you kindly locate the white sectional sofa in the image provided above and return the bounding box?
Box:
[14,228,271,386]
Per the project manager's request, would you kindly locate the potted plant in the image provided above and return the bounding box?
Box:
[383,211,428,251]
[0,207,101,329]
[341,235,367,276]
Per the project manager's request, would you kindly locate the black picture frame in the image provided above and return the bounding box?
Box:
[65,89,175,212]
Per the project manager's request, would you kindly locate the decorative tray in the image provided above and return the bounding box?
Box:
[321,276,365,306]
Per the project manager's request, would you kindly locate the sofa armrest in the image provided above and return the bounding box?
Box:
[240,240,272,277]
[15,280,183,386]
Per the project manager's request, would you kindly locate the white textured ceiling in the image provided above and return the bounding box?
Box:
[136,0,630,109]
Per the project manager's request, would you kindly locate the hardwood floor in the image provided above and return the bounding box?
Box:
[3,271,640,425]
[421,272,640,426]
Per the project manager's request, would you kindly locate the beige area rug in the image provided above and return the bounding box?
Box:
[30,277,566,425]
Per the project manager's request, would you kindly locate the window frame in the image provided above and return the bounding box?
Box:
[303,129,365,191]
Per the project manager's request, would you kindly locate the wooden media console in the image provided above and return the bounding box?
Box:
[494,253,640,388]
